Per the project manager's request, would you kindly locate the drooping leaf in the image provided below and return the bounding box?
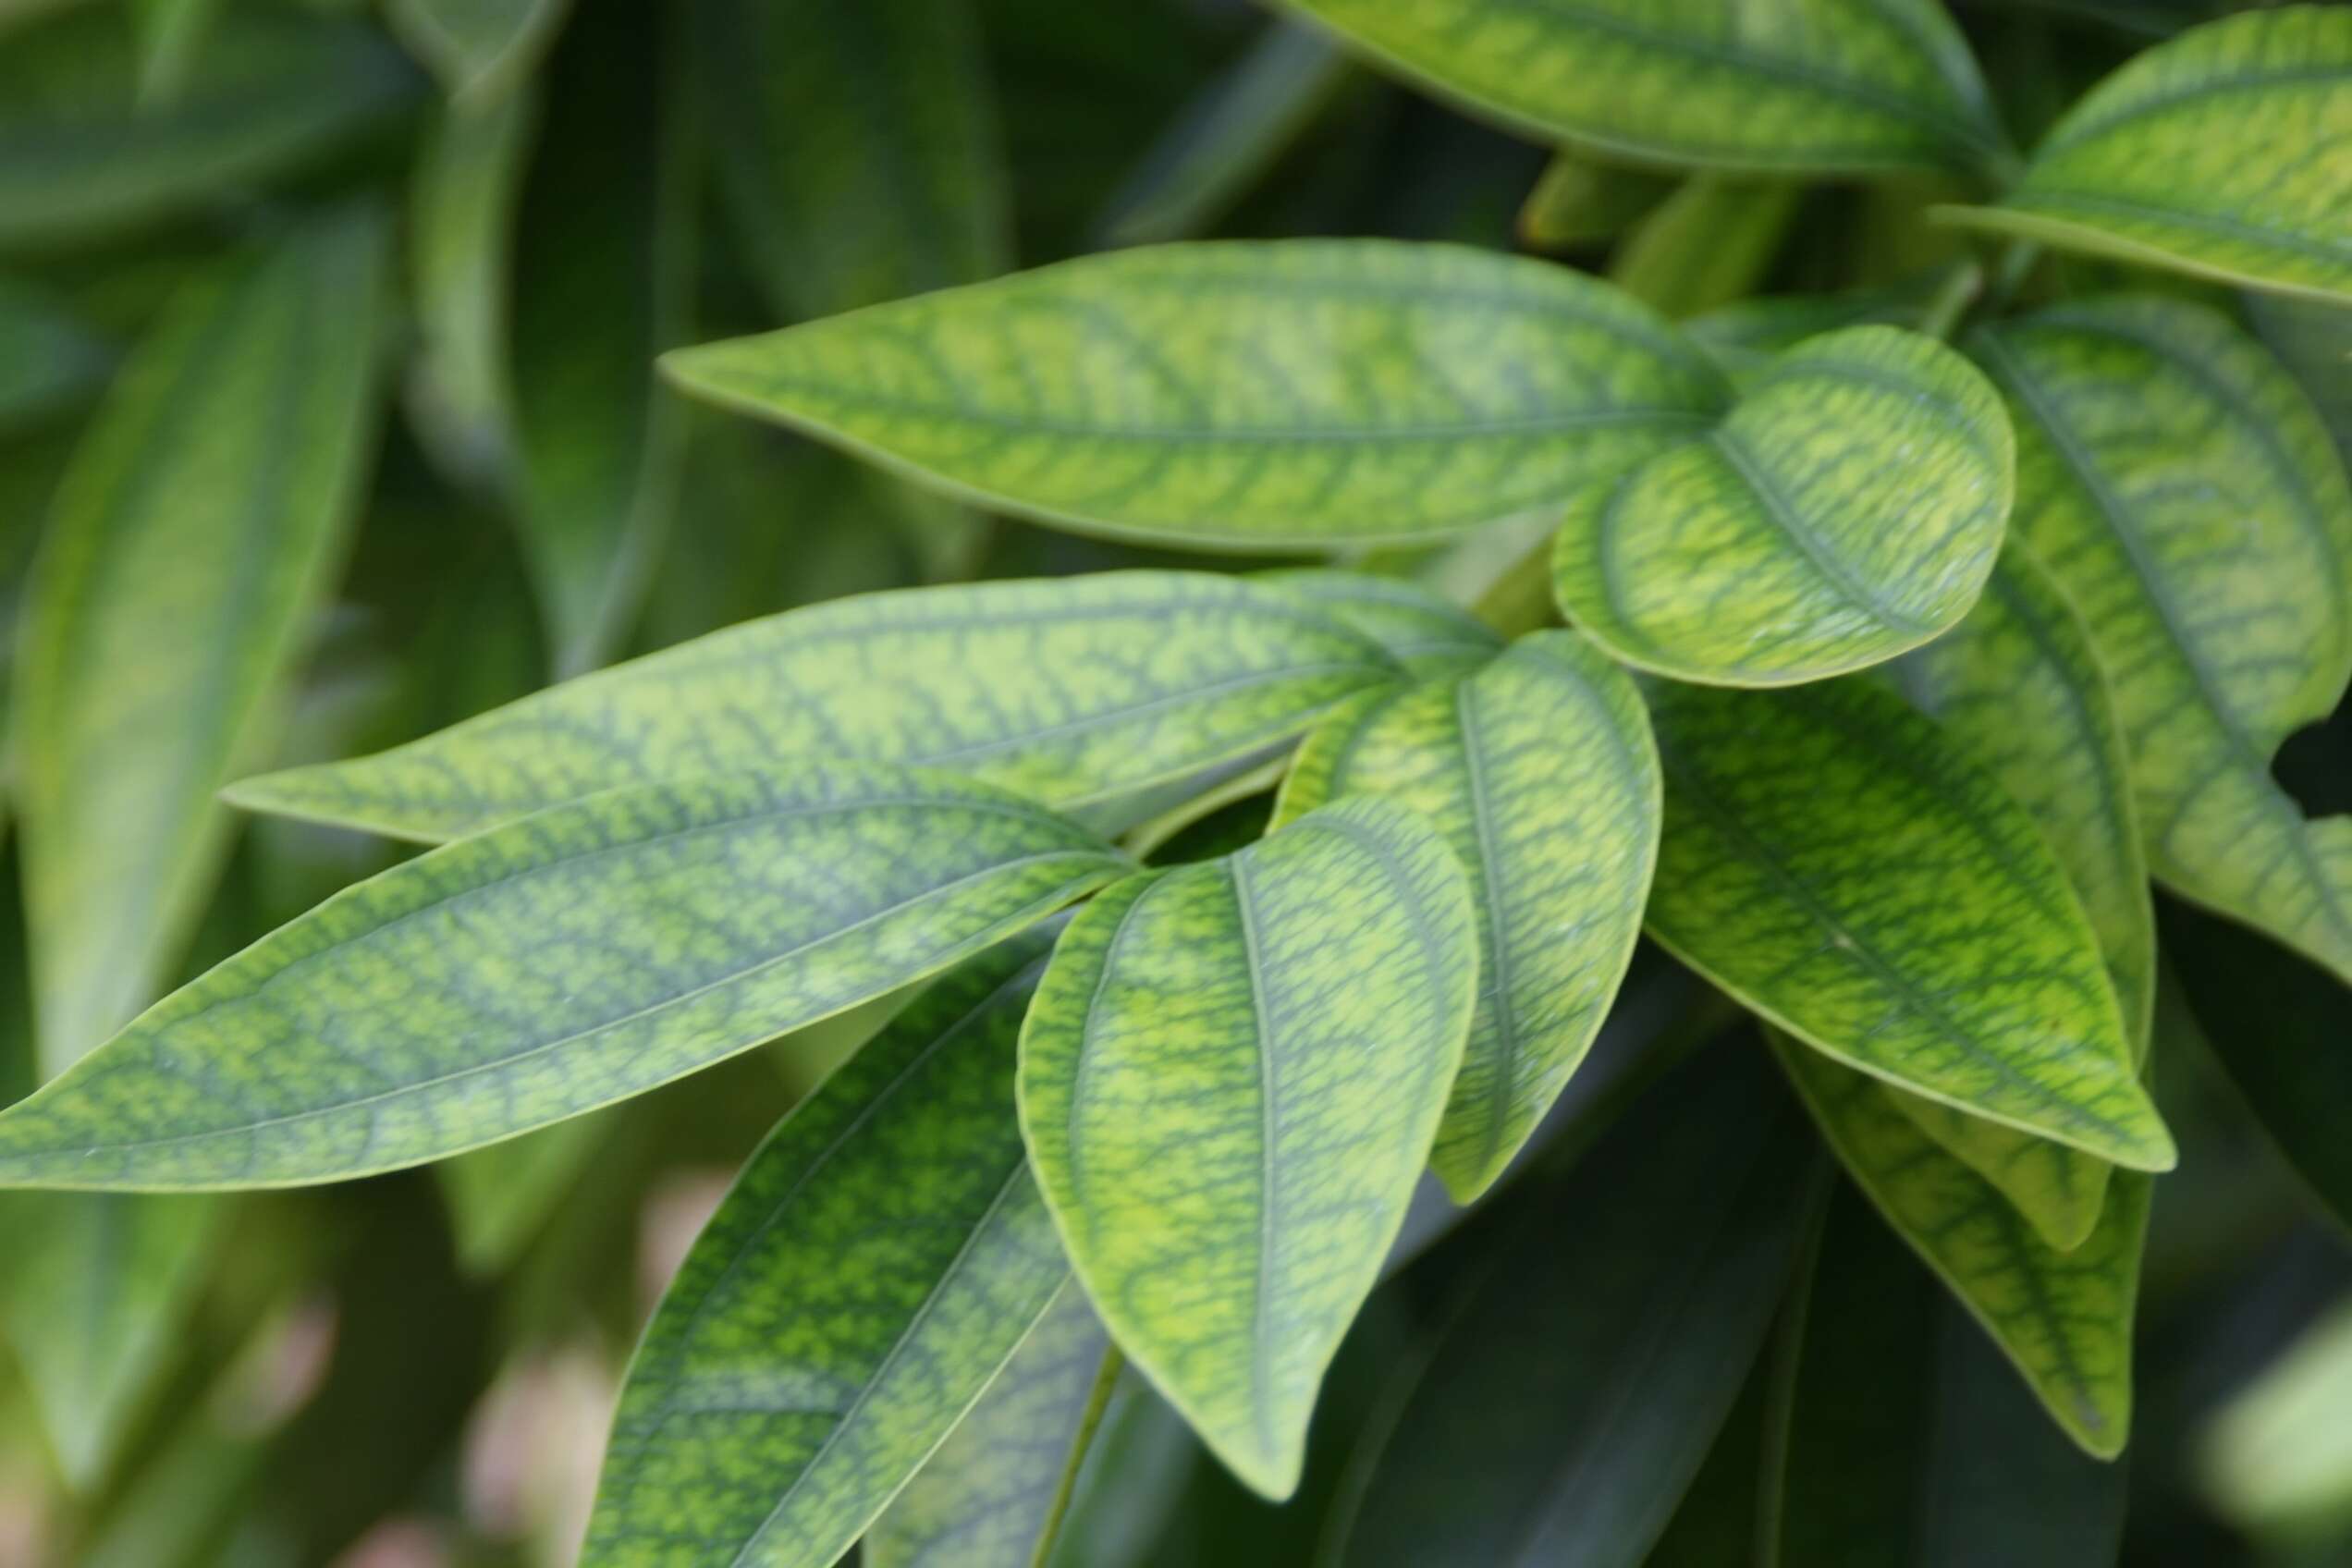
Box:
[1642,678,2169,1170]
[1771,1029,2150,1458]
[1272,631,1660,1199]
[1939,8,2352,306]
[1272,0,2007,177]
[1255,569,1501,677]
[385,0,572,104]
[662,240,1729,551]
[1609,175,1802,319]
[1516,151,1676,251]
[1967,299,2352,986]
[1325,1039,1822,1568]
[582,933,1072,1568]
[0,274,110,435]
[227,572,1400,843]
[1019,798,1478,1499]
[0,765,1129,1190]
[1551,325,2012,685]
[1767,1179,2128,1562]
[15,211,388,1075]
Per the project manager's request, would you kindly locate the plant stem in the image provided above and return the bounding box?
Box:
[1028,1341,1126,1568]
[1915,259,1986,342]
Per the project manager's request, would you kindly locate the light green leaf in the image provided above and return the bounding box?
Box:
[1272,631,1660,1199]
[1771,1029,2150,1459]
[1642,678,2170,1170]
[1609,176,1802,319]
[864,1283,1111,1568]
[0,764,1129,1191]
[1273,0,2006,177]
[1938,8,2352,306]
[1326,1041,1821,1568]
[584,933,1071,1568]
[0,6,418,252]
[1516,151,1675,251]
[1019,798,1478,1499]
[15,211,388,1075]
[227,571,1400,844]
[0,274,110,435]
[1551,325,2012,685]
[385,0,572,104]
[128,0,221,104]
[1255,569,1502,676]
[662,240,1729,551]
[1967,299,2352,986]
[2199,1299,2352,1546]
[2248,291,2352,469]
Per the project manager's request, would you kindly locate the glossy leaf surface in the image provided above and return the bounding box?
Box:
[386,0,572,104]
[1553,325,2011,685]
[663,240,1728,550]
[1274,631,1660,1199]
[1644,679,2169,1170]
[1020,798,1477,1499]
[1969,300,2352,986]
[1256,570,1501,677]
[585,934,1069,1568]
[0,765,1128,1190]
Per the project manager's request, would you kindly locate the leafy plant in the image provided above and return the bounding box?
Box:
[0,1,2347,1565]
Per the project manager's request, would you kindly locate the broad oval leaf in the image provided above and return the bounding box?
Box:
[1642,678,2171,1170]
[1273,631,1660,1200]
[583,934,1070,1568]
[1940,8,2352,305]
[1275,0,2006,177]
[1019,797,1477,1499]
[661,240,1729,551]
[0,765,1129,1190]
[227,572,1399,844]
[1256,569,1501,677]
[1551,325,2013,685]
[16,211,388,1075]
[386,0,573,104]
[1967,300,2352,986]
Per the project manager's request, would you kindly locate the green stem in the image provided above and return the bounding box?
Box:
[1915,259,1985,342]
[1028,1341,1126,1568]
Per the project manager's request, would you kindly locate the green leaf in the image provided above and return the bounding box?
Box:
[662,240,1729,551]
[227,571,1401,844]
[1255,569,1501,677]
[1684,280,1944,386]
[128,0,225,106]
[433,1112,605,1279]
[15,211,388,1075]
[1938,8,2352,306]
[1770,1029,2150,1459]
[1642,678,2170,1170]
[1272,631,1660,1199]
[864,1284,1111,1568]
[0,274,110,436]
[0,764,1129,1191]
[1273,0,2006,177]
[583,933,1070,1568]
[1325,1040,1821,1568]
[1516,151,1675,251]
[385,0,572,104]
[1019,798,1478,1499]
[0,6,418,252]
[1552,325,2011,685]
[1609,176,1802,320]
[1967,299,2352,987]
[1767,1179,2127,1562]
[2199,1299,2352,1545]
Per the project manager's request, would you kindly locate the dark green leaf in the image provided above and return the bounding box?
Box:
[0,275,110,435]
[386,0,572,104]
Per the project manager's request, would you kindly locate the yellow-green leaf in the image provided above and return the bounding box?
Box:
[1517,151,1675,251]
[1967,299,2352,986]
[0,765,1129,1191]
[1609,175,1802,319]
[1551,325,2013,686]
[1255,569,1501,677]
[386,0,572,105]
[662,240,1729,551]
[1019,798,1478,1500]
[1643,678,2171,1170]
[1272,631,1660,1200]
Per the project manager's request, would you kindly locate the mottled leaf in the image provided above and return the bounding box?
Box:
[1255,569,1501,677]
[0,765,1129,1190]
[584,933,1070,1568]
[1273,631,1660,1199]
[1609,175,1801,319]
[1020,798,1478,1499]
[1273,0,2006,176]
[1941,8,2352,305]
[1968,300,2352,986]
[386,0,572,104]
[15,212,387,1075]
[663,240,1728,551]
[1684,280,1942,386]
[1643,679,2169,1170]
[1552,326,2012,685]
[0,275,110,435]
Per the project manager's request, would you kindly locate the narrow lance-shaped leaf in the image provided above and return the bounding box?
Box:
[1552,325,2013,686]
[1273,631,1660,1200]
[1608,176,1802,320]
[1272,0,2007,178]
[1255,569,1501,677]
[16,211,388,1075]
[227,572,1400,844]
[386,0,574,105]
[1517,152,1676,251]
[1939,8,2352,306]
[0,276,111,435]
[1641,678,2170,1170]
[583,933,1071,1568]
[0,764,1130,1191]
[1019,798,1478,1499]
[1968,300,2352,987]
[663,240,1729,551]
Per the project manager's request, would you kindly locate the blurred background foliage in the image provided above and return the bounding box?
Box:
[0,0,2344,1564]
